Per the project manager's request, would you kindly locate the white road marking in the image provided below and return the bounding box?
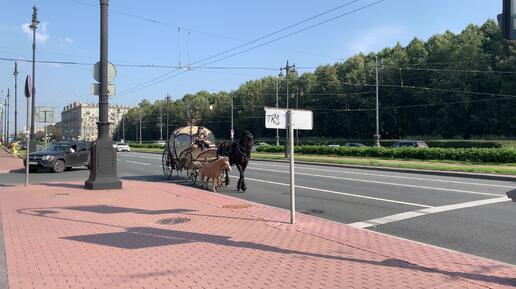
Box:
[125,160,151,166]
[123,154,161,160]
[248,167,502,197]
[250,162,515,189]
[231,176,432,208]
[349,197,510,228]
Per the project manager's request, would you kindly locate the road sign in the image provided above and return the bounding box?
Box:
[265,107,313,130]
[93,62,117,83]
[24,75,32,98]
[90,83,116,96]
[265,107,313,225]
[35,106,55,123]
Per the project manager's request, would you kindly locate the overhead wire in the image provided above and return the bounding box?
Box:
[116,0,386,96]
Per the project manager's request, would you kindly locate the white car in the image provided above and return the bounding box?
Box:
[114,142,130,152]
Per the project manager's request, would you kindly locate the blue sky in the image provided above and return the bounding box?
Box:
[0,0,502,128]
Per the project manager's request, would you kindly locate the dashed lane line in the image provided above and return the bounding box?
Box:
[232,176,432,208]
[247,167,503,197]
[349,197,510,229]
[125,160,151,166]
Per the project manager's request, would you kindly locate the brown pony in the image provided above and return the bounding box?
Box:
[200,158,231,192]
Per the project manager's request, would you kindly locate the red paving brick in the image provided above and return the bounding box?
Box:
[0,180,514,289]
[0,149,23,174]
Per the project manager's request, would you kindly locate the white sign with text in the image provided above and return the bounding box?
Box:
[265,107,313,130]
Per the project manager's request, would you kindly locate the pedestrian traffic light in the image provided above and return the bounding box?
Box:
[499,0,516,40]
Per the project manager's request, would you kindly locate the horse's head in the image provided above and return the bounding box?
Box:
[239,131,254,150]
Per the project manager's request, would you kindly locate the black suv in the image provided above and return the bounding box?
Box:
[24,141,91,173]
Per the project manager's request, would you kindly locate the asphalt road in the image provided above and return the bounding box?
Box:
[1,151,515,265]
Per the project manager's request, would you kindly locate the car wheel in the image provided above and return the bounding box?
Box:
[52,160,65,173]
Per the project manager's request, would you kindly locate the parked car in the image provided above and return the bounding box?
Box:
[344,143,366,147]
[155,141,166,146]
[114,142,130,152]
[391,141,429,148]
[24,141,91,173]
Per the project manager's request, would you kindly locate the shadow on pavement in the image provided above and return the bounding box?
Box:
[15,205,516,286]
[40,183,85,189]
[61,226,516,287]
[61,205,195,215]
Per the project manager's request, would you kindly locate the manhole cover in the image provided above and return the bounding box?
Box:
[50,193,70,197]
[309,209,324,214]
[222,204,251,209]
[298,209,325,215]
[157,217,190,225]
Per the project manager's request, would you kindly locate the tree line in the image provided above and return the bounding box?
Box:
[114,20,516,143]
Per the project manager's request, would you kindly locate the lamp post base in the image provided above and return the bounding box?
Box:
[85,138,122,190]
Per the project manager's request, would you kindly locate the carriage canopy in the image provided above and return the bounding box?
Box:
[168,126,216,159]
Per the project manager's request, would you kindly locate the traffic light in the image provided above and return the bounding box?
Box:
[499,0,516,40]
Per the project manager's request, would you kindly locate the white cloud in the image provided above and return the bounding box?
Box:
[64,37,74,44]
[21,22,49,44]
[348,24,409,55]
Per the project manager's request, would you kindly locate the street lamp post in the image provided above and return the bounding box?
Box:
[29,6,39,152]
[6,89,10,143]
[117,108,120,141]
[85,0,122,190]
[13,62,18,141]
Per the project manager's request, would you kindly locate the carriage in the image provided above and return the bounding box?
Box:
[161,125,219,184]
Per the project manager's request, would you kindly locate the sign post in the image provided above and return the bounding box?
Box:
[265,107,312,224]
[24,75,32,187]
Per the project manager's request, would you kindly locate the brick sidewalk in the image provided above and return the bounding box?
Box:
[0,181,514,289]
[0,148,22,174]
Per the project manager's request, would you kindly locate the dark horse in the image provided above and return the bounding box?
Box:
[216,131,254,192]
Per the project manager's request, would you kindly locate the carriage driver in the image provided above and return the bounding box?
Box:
[194,127,212,151]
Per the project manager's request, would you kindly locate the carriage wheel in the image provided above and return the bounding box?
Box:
[162,150,172,179]
[187,168,199,184]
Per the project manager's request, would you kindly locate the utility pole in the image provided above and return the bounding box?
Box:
[296,87,302,147]
[85,0,122,190]
[29,6,38,152]
[159,106,163,141]
[4,98,7,143]
[230,92,234,141]
[1,100,4,143]
[13,62,18,141]
[165,94,171,141]
[6,89,10,143]
[122,113,125,142]
[374,55,381,147]
[139,112,142,144]
[275,72,281,146]
[280,60,295,158]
